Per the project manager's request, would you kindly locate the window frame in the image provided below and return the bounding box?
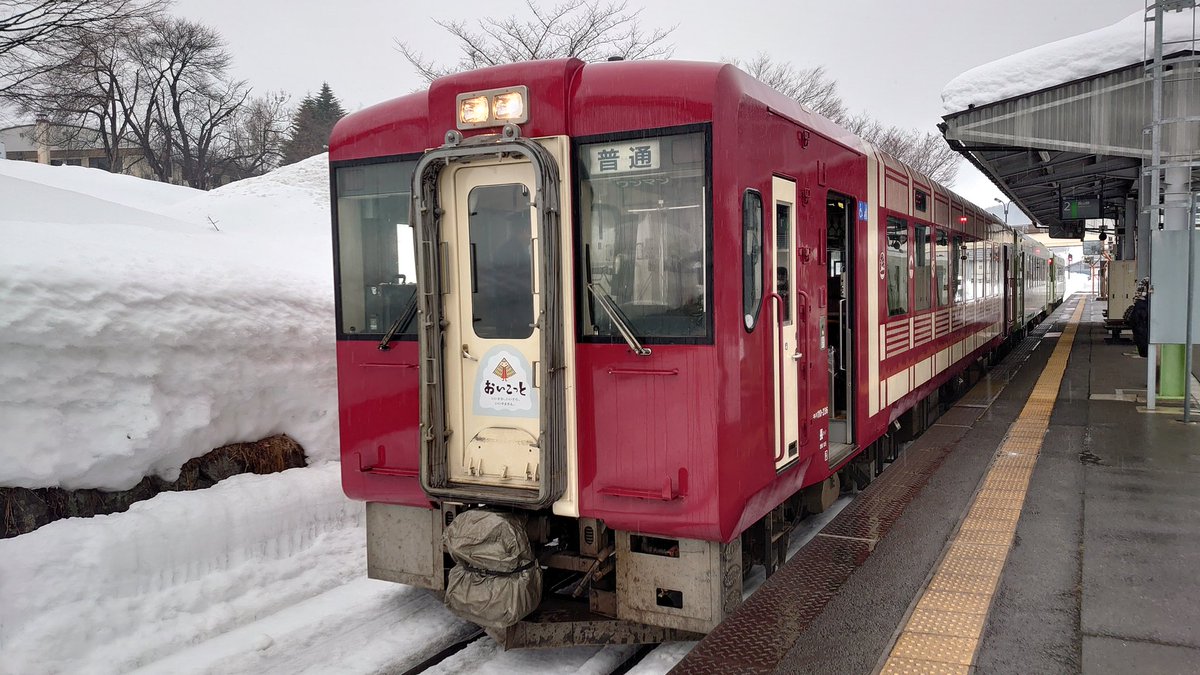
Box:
[330,152,422,342]
[742,189,764,332]
[885,214,910,317]
[571,123,714,345]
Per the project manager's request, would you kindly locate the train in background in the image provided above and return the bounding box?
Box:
[328,58,1064,647]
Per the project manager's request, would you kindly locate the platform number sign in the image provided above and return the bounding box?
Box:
[588,140,661,174]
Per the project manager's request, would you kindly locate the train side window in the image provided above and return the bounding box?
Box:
[886,216,909,316]
[742,190,764,331]
[952,236,965,304]
[913,223,932,311]
[935,229,949,307]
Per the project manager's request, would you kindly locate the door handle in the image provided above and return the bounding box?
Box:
[792,351,802,362]
[461,344,478,361]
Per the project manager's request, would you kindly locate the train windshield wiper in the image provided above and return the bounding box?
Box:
[586,283,651,356]
[377,293,418,351]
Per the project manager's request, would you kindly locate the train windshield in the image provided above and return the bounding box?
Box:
[333,160,418,337]
[576,131,708,340]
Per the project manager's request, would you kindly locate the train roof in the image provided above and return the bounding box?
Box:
[329,58,867,161]
[329,58,1009,238]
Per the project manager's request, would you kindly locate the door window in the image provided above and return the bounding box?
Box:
[467,183,534,339]
[743,190,764,330]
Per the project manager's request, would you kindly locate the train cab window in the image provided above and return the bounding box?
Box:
[742,190,764,331]
[914,223,932,311]
[577,131,708,340]
[935,229,949,307]
[952,236,965,304]
[333,159,418,337]
[886,216,909,316]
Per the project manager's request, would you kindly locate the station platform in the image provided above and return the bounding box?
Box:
[674,295,1200,674]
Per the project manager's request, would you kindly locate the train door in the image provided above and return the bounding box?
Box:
[825,194,855,459]
[772,177,800,471]
[1003,244,1012,333]
[441,163,543,491]
[1017,250,1026,329]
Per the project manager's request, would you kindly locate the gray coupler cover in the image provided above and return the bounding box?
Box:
[443,509,542,629]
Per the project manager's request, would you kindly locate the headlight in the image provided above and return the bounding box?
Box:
[492,91,525,120]
[458,95,489,126]
[455,86,529,129]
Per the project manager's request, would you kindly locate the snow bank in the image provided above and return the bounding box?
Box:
[0,155,338,490]
[0,464,363,673]
[942,9,1197,112]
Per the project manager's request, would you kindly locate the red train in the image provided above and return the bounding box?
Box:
[329,58,1063,646]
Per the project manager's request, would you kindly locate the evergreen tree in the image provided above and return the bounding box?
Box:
[281,82,346,164]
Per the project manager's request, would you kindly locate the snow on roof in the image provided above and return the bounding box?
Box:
[942,9,1197,113]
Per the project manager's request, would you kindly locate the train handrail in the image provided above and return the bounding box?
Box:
[767,291,787,463]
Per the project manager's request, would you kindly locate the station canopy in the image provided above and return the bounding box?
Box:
[940,9,1199,231]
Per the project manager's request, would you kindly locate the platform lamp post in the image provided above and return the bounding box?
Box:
[994,198,1010,226]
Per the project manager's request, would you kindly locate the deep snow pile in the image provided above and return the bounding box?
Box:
[0,156,338,490]
[942,9,1197,111]
[0,464,367,672]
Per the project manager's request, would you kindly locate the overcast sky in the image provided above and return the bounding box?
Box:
[170,0,1138,205]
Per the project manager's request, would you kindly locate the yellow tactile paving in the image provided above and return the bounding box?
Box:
[879,657,972,675]
[944,541,1010,561]
[878,301,1085,674]
[937,552,1007,579]
[891,633,979,665]
[928,570,1001,595]
[905,608,989,638]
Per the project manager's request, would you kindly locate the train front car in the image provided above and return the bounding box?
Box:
[330,59,779,647]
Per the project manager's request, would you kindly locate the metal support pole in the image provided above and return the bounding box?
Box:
[1185,192,1197,422]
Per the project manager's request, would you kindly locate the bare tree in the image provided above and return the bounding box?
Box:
[841,111,960,185]
[397,0,675,83]
[0,0,164,93]
[6,28,140,171]
[217,90,291,181]
[730,53,847,122]
[120,17,267,188]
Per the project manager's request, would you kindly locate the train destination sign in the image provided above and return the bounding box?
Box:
[587,139,661,174]
[1060,197,1100,220]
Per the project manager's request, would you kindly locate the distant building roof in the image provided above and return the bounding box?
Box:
[0,123,137,154]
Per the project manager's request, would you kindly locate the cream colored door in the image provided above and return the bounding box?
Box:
[773,177,800,471]
[442,161,542,490]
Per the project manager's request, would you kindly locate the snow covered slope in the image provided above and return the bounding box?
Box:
[0,156,338,490]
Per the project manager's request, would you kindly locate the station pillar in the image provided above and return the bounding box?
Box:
[1158,167,1192,399]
